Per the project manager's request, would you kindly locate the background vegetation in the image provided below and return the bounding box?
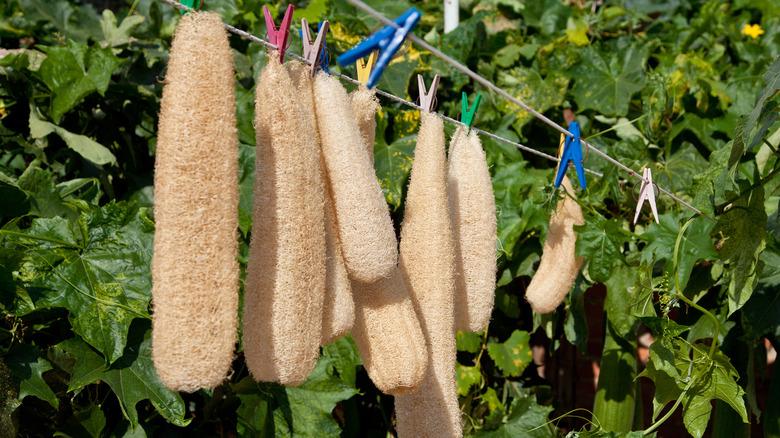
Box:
[0,0,778,436]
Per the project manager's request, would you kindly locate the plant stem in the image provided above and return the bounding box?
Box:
[672,218,721,358]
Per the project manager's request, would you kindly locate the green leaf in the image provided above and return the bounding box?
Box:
[456,330,483,353]
[574,214,629,283]
[321,335,361,387]
[714,179,767,315]
[373,111,415,210]
[640,212,717,292]
[639,317,690,339]
[16,166,81,220]
[498,67,569,132]
[56,324,189,428]
[492,162,548,257]
[100,10,145,47]
[486,330,532,377]
[234,353,358,437]
[563,275,589,354]
[565,17,589,46]
[456,363,483,396]
[571,44,648,117]
[592,321,637,434]
[4,344,58,408]
[603,264,638,336]
[15,202,153,363]
[494,44,523,68]
[744,55,780,149]
[629,258,656,318]
[29,108,117,166]
[474,395,555,437]
[38,41,123,122]
[54,403,106,438]
[690,145,734,218]
[639,340,748,438]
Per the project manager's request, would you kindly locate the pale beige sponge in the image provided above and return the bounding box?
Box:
[395,113,462,437]
[151,11,239,393]
[313,74,397,282]
[447,126,498,333]
[349,85,381,165]
[288,61,354,346]
[242,52,326,386]
[525,175,585,314]
[350,268,428,395]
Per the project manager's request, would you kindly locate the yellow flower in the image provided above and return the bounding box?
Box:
[741,23,764,39]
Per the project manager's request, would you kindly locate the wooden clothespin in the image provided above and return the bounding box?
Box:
[337,8,422,89]
[417,74,440,112]
[263,5,295,63]
[179,0,200,16]
[356,51,378,85]
[554,122,587,190]
[633,168,659,225]
[300,19,329,78]
[461,92,482,136]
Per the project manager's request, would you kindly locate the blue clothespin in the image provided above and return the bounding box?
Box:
[179,0,200,16]
[299,20,329,77]
[461,92,482,136]
[554,122,587,190]
[337,8,422,89]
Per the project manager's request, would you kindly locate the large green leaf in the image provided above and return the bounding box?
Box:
[486,330,532,377]
[563,275,589,354]
[16,166,81,220]
[713,179,767,315]
[574,214,630,283]
[689,145,734,218]
[743,55,780,150]
[29,107,117,166]
[38,40,123,122]
[640,212,718,293]
[474,395,555,437]
[0,172,30,217]
[498,67,569,132]
[456,363,483,396]
[572,44,648,116]
[100,9,145,47]
[4,344,58,408]
[54,403,107,438]
[56,324,189,428]
[234,352,358,437]
[14,202,153,363]
[741,287,780,341]
[639,339,748,438]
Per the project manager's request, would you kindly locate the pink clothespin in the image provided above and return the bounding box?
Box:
[263,5,295,63]
[417,74,440,112]
[633,168,659,225]
[301,18,329,78]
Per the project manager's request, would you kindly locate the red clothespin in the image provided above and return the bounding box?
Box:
[417,74,440,112]
[633,168,659,225]
[263,5,295,63]
[301,18,329,78]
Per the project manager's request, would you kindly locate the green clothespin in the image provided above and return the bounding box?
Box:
[461,92,482,136]
[179,0,200,16]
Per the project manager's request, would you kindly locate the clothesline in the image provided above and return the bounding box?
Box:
[157,0,716,223]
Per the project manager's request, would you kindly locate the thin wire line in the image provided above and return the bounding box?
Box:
[341,0,716,223]
[157,0,600,177]
[158,0,714,223]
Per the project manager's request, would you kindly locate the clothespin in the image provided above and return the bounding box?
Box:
[554,122,587,190]
[263,5,295,63]
[300,19,329,78]
[337,8,422,89]
[179,0,200,16]
[356,51,378,85]
[417,74,440,112]
[461,92,482,136]
[633,168,660,225]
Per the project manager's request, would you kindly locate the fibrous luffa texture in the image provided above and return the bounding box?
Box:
[242,52,326,386]
[395,113,461,437]
[447,126,497,333]
[313,74,396,283]
[350,269,428,395]
[524,175,584,314]
[287,62,353,346]
[349,85,380,166]
[151,11,239,392]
